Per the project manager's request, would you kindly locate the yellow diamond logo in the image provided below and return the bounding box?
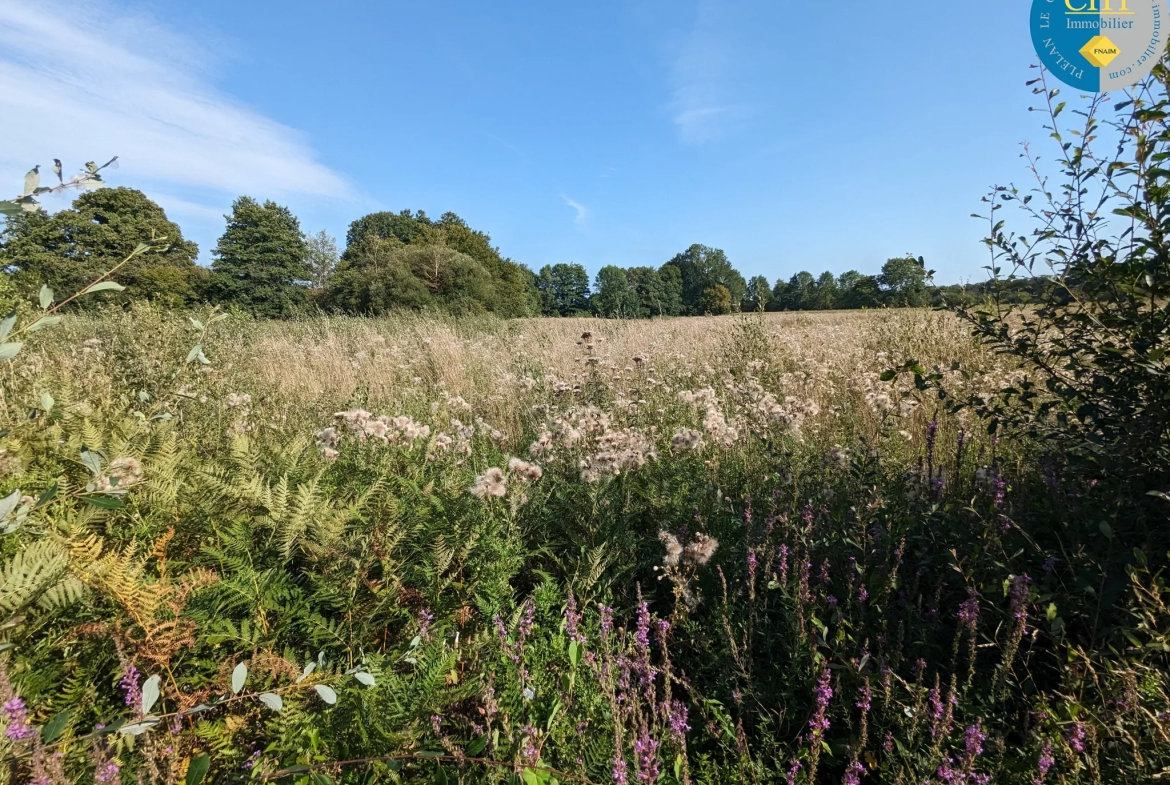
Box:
[1080,35,1121,68]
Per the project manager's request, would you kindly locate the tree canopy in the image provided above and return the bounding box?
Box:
[662,244,746,315]
[207,197,310,318]
[0,187,203,307]
[537,263,591,316]
[335,210,536,317]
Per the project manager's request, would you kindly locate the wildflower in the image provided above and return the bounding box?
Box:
[843,760,865,785]
[564,593,586,643]
[1067,722,1086,754]
[670,428,703,451]
[666,699,690,742]
[1042,556,1059,573]
[612,757,629,785]
[507,457,543,482]
[520,724,538,765]
[857,584,868,603]
[826,445,852,470]
[929,687,944,738]
[518,600,535,638]
[95,457,144,491]
[856,679,872,712]
[599,605,614,642]
[809,668,833,739]
[658,531,683,568]
[95,760,121,783]
[964,721,986,760]
[418,608,434,640]
[2,696,35,740]
[225,392,252,409]
[777,544,789,586]
[957,592,980,631]
[634,601,651,653]
[785,759,802,785]
[991,475,1006,507]
[1034,741,1054,784]
[120,664,142,709]
[682,533,718,565]
[634,730,660,783]
[1008,575,1031,622]
[470,467,506,499]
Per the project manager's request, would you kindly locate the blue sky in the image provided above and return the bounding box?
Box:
[1,1,1044,284]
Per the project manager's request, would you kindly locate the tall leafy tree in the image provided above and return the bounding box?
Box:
[811,270,840,310]
[592,266,637,318]
[343,210,535,316]
[658,264,685,316]
[537,263,591,315]
[207,197,309,318]
[305,230,339,291]
[879,255,932,307]
[744,275,771,312]
[626,266,670,317]
[768,278,789,311]
[662,244,745,314]
[783,271,816,310]
[0,187,203,307]
[838,270,881,309]
[698,284,732,315]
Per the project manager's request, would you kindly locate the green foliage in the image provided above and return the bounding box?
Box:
[879,255,932,307]
[206,196,310,318]
[947,65,1170,492]
[337,210,536,318]
[327,239,498,315]
[0,188,202,307]
[536,263,591,316]
[4,67,1170,785]
[742,275,770,312]
[663,244,745,315]
[304,230,339,291]
[697,284,731,315]
[591,266,637,318]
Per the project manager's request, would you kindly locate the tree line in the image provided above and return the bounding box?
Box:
[0,187,947,318]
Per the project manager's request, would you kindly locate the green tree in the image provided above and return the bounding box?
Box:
[207,197,310,318]
[698,284,732,315]
[0,187,203,306]
[626,266,673,317]
[325,235,496,315]
[343,210,534,317]
[810,270,839,310]
[536,263,591,315]
[879,255,932,307]
[305,230,339,291]
[662,244,746,314]
[767,278,789,311]
[744,275,771,312]
[592,266,638,318]
[783,271,816,310]
[838,271,881,309]
[658,264,685,316]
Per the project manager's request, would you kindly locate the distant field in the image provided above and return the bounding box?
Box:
[16,307,1010,455]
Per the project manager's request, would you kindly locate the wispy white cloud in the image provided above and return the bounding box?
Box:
[562,196,588,228]
[0,1,349,222]
[668,1,755,144]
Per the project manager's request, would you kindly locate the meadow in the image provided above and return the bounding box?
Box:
[1,303,1165,784]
